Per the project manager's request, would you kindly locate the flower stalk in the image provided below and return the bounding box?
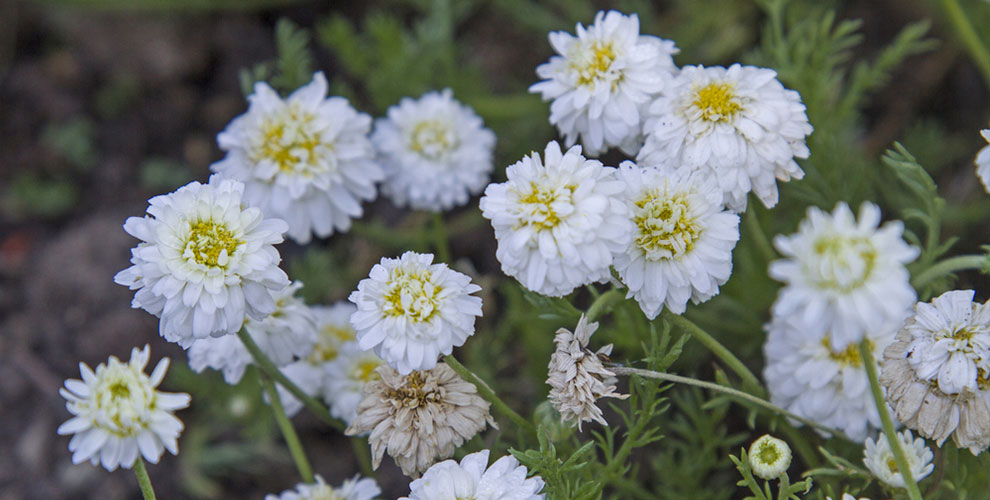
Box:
[443,354,536,436]
[133,457,157,500]
[662,309,765,395]
[261,374,315,483]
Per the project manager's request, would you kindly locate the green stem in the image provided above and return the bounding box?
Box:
[442,355,536,436]
[133,457,157,500]
[586,288,625,322]
[940,0,990,86]
[859,340,924,500]
[911,254,988,290]
[609,365,849,441]
[431,212,452,263]
[745,209,777,263]
[261,375,315,483]
[236,328,345,432]
[351,437,375,478]
[662,310,765,396]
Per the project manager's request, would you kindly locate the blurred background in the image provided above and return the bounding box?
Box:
[1,0,988,498]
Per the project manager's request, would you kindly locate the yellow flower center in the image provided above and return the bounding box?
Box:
[756,441,781,465]
[257,111,322,173]
[409,120,455,160]
[694,83,742,122]
[887,457,900,474]
[92,363,153,437]
[810,235,877,292]
[633,190,702,260]
[184,220,243,268]
[575,41,617,87]
[351,359,383,383]
[823,336,866,367]
[517,181,574,231]
[308,325,357,363]
[382,270,443,323]
[385,370,442,407]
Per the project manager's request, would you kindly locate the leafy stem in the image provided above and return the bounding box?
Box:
[443,354,536,436]
[911,254,990,290]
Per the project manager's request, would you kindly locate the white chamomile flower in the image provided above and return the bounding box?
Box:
[323,342,386,424]
[828,495,871,500]
[265,474,381,500]
[638,64,813,211]
[401,449,545,500]
[763,314,896,441]
[905,290,990,395]
[863,430,934,488]
[748,434,792,480]
[479,141,630,297]
[770,202,918,350]
[114,176,290,348]
[349,251,483,374]
[212,72,383,244]
[613,162,739,317]
[530,10,678,156]
[188,281,316,384]
[976,128,990,193]
[57,345,191,471]
[372,89,496,211]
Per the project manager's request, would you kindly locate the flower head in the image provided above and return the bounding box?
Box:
[976,128,990,193]
[323,342,386,424]
[638,64,813,211]
[57,345,191,471]
[613,163,739,317]
[212,72,383,243]
[530,10,678,156]
[863,430,934,488]
[265,474,381,500]
[400,449,545,500]
[479,141,630,297]
[373,89,496,211]
[748,434,792,480]
[345,362,496,477]
[114,176,290,348]
[770,202,918,350]
[349,251,483,374]
[547,315,628,430]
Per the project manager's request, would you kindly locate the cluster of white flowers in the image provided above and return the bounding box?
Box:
[862,430,934,488]
[266,475,380,500]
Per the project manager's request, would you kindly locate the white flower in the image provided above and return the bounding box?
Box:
[114,176,290,348]
[345,363,496,477]
[265,474,381,500]
[400,449,545,500]
[904,290,990,395]
[212,72,383,244]
[188,281,316,384]
[372,89,496,211]
[547,315,627,430]
[863,430,934,488]
[349,251,483,375]
[638,64,813,211]
[613,163,739,317]
[770,202,918,350]
[748,434,791,480]
[828,495,871,500]
[479,141,630,297]
[272,360,325,418]
[57,345,191,471]
[323,343,386,424]
[976,129,990,193]
[529,10,678,156]
[763,315,896,441]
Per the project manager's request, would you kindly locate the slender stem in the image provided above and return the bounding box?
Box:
[442,355,536,435]
[431,212,452,263]
[351,437,375,478]
[261,375,315,483]
[586,288,625,322]
[859,340,924,500]
[236,328,345,432]
[662,310,765,395]
[911,254,988,290]
[745,209,777,263]
[133,457,157,500]
[940,0,990,85]
[610,365,849,441]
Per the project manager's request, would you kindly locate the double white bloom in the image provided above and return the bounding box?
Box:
[863,430,934,489]
[401,450,545,500]
[266,474,380,500]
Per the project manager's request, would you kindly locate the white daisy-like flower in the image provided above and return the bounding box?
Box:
[613,162,739,317]
[763,315,897,441]
[212,72,383,244]
[349,251,483,375]
[57,345,191,471]
[323,342,386,424]
[828,495,871,500]
[114,176,290,348]
[400,449,545,500]
[265,474,381,500]
[547,315,628,430]
[863,430,934,488]
[529,10,678,156]
[479,141,630,297]
[769,202,919,350]
[976,128,990,193]
[188,281,316,384]
[748,434,792,480]
[372,89,496,211]
[638,64,813,211]
[904,290,990,395]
